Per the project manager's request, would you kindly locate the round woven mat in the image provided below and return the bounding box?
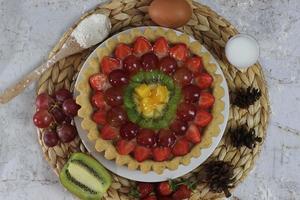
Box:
[36,0,270,199]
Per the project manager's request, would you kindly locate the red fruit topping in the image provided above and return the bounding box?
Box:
[133,36,152,55]
[172,138,190,156]
[185,124,201,143]
[173,68,193,86]
[182,84,201,103]
[106,106,128,127]
[116,139,135,155]
[198,92,215,109]
[114,43,132,60]
[134,146,152,162]
[104,87,123,106]
[92,110,106,125]
[57,124,77,143]
[108,69,129,87]
[177,102,197,122]
[36,93,54,110]
[185,56,203,73]
[123,55,142,75]
[89,73,109,91]
[141,52,159,71]
[159,56,178,75]
[54,89,72,103]
[101,56,120,75]
[170,43,188,62]
[137,182,154,198]
[101,124,118,140]
[120,122,139,140]
[157,181,173,196]
[43,129,59,147]
[153,147,171,162]
[153,37,169,56]
[157,129,176,147]
[170,119,188,136]
[143,195,157,200]
[62,98,80,117]
[172,185,191,200]
[194,110,212,127]
[137,129,157,147]
[33,110,53,128]
[91,91,106,110]
[195,72,213,89]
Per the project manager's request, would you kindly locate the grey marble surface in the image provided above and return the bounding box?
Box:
[0,0,299,199]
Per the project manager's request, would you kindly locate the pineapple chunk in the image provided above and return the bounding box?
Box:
[135,84,151,98]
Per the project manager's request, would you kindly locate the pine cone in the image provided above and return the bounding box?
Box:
[230,125,262,149]
[232,87,261,108]
[202,161,234,198]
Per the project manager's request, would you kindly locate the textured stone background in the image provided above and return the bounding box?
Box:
[0,0,299,199]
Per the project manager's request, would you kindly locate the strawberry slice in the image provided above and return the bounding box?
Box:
[134,146,151,162]
[115,43,132,60]
[199,92,215,109]
[172,138,190,156]
[195,73,213,89]
[185,124,201,144]
[133,36,152,55]
[153,37,169,56]
[101,56,120,75]
[172,185,191,200]
[101,124,118,140]
[170,43,188,62]
[152,147,171,162]
[116,139,136,155]
[92,110,106,125]
[89,73,109,91]
[185,56,203,73]
[91,91,106,109]
[194,110,212,127]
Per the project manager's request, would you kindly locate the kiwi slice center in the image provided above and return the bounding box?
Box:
[67,161,103,193]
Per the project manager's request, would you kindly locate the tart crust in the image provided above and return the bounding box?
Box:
[76,27,225,174]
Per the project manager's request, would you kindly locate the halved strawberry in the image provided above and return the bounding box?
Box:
[115,43,132,60]
[133,36,152,55]
[199,92,215,109]
[152,147,171,162]
[185,56,203,73]
[153,37,169,56]
[134,146,151,162]
[91,91,106,109]
[172,138,190,156]
[195,73,213,89]
[89,73,109,91]
[194,110,212,127]
[100,56,120,75]
[92,110,106,125]
[101,124,118,140]
[170,43,188,62]
[116,139,136,155]
[185,124,201,144]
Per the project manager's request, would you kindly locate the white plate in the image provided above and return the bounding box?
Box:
[74,27,229,182]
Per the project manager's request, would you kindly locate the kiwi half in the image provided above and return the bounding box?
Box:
[124,71,182,130]
[59,153,112,200]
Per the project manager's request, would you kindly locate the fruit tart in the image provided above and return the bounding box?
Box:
[76,27,225,174]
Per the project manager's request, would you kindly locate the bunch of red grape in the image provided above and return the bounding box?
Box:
[33,89,80,147]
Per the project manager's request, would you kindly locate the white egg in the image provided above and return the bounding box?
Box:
[225,34,259,70]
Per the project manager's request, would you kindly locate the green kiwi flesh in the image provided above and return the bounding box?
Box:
[59,153,112,200]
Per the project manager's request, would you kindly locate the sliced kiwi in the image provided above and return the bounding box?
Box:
[59,153,112,200]
[126,108,141,123]
[131,72,145,83]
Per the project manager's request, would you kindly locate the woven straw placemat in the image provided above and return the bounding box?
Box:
[36,0,270,199]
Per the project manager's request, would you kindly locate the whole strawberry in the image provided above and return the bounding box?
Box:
[157,181,173,196]
[137,182,154,198]
[172,185,191,200]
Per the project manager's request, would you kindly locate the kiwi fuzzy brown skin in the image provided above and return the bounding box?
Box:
[59,153,112,200]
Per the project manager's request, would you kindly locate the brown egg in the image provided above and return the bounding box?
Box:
[149,0,192,28]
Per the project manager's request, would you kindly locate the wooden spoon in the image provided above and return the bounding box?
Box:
[0,14,111,104]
